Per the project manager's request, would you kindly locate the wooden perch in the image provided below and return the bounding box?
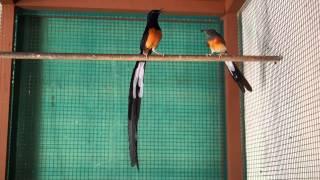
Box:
[0,52,282,62]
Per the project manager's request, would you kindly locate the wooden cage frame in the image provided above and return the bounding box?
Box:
[0,0,268,179]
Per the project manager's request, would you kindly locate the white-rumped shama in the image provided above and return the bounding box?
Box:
[201,29,252,92]
[128,9,163,169]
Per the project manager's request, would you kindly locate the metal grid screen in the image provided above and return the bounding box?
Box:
[240,0,320,179]
[8,10,227,179]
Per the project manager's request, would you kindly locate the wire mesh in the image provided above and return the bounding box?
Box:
[9,10,227,180]
[240,0,320,179]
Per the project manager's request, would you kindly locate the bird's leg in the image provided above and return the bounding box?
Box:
[142,50,149,58]
[206,52,214,56]
[218,52,227,59]
[152,48,164,56]
[206,49,216,56]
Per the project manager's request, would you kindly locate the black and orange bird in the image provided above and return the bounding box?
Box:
[128,9,163,169]
[201,29,252,92]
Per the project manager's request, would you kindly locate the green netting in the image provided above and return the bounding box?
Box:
[9,10,226,180]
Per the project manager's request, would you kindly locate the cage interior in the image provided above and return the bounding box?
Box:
[8,10,227,179]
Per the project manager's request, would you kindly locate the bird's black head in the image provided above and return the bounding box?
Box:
[201,29,220,37]
[147,9,162,22]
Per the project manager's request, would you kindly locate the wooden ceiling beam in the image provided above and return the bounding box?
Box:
[15,0,225,16]
[1,0,15,4]
[225,0,245,13]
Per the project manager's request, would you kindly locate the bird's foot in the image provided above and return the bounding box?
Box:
[217,52,227,59]
[155,52,164,56]
[152,49,164,56]
[143,52,148,59]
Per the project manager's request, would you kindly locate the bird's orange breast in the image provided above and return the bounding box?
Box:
[145,28,162,49]
[207,37,227,53]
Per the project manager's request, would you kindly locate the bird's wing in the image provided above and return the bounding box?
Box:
[140,27,149,54]
[217,34,226,45]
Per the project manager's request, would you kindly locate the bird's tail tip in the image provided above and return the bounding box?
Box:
[236,73,253,93]
[246,84,253,92]
[233,75,253,93]
[130,159,140,170]
[228,63,253,93]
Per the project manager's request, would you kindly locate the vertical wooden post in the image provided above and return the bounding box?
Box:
[0,3,14,180]
[223,12,243,180]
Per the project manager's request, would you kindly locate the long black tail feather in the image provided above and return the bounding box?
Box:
[226,62,252,93]
[128,61,146,169]
[128,97,141,169]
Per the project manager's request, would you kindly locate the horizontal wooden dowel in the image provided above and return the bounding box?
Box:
[0,52,282,62]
